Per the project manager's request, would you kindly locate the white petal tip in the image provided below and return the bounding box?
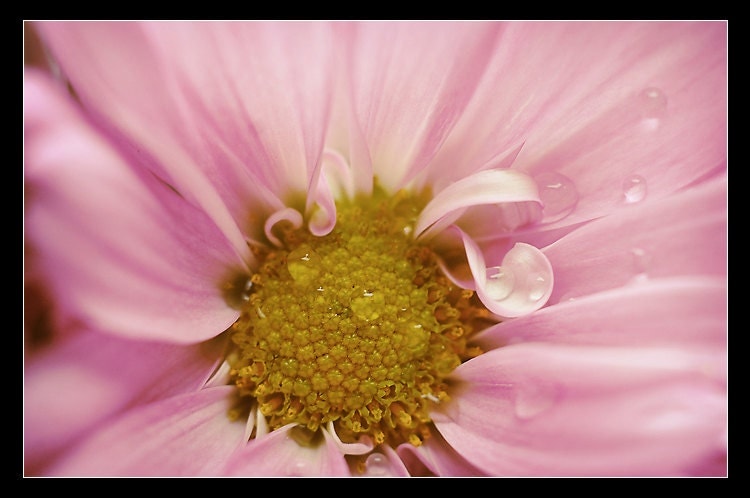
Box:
[480,242,554,317]
[458,231,553,318]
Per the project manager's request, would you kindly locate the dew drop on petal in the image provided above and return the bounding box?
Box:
[639,87,668,119]
[485,266,515,301]
[241,278,253,301]
[287,247,323,286]
[637,87,668,131]
[629,247,652,284]
[622,175,647,204]
[534,171,579,223]
[514,382,558,420]
[526,273,548,302]
[223,273,255,310]
[363,452,392,477]
[286,460,310,477]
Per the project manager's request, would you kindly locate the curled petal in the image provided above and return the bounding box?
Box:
[326,421,374,456]
[447,227,553,318]
[306,167,338,237]
[264,207,304,248]
[415,169,541,240]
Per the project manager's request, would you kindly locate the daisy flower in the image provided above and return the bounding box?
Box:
[24,21,727,476]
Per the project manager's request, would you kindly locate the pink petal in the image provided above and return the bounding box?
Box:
[396,431,484,476]
[24,329,226,471]
[476,276,727,360]
[46,387,245,476]
[24,70,245,343]
[306,165,338,237]
[444,227,553,318]
[340,21,501,192]
[35,21,335,240]
[325,421,374,456]
[428,21,727,229]
[542,173,727,304]
[222,425,351,476]
[370,444,411,477]
[434,344,726,476]
[414,168,541,239]
[263,207,304,248]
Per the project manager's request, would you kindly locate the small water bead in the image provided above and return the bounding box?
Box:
[622,175,648,204]
[286,459,311,477]
[287,246,323,286]
[485,266,515,301]
[514,382,558,420]
[534,171,579,223]
[638,87,668,119]
[637,87,668,132]
[629,247,652,284]
[526,273,548,302]
[363,452,391,477]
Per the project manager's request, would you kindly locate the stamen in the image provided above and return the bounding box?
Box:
[227,184,499,447]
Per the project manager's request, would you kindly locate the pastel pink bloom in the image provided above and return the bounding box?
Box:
[24,21,727,477]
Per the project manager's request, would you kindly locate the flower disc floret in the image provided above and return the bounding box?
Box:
[228,186,487,446]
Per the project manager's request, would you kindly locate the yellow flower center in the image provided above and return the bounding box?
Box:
[227,186,490,447]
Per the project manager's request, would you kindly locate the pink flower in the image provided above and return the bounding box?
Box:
[24,21,727,477]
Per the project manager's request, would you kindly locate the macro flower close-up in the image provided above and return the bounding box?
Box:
[23,20,728,477]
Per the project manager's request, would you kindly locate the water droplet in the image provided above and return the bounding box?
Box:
[638,87,668,119]
[485,266,515,301]
[527,273,547,302]
[637,87,667,131]
[534,172,579,223]
[629,247,652,284]
[622,175,647,204]
[222,273,256,310]
[286,460,310,477]
[514,382,558,420]
[287,246,322,286]
[363,452,391,477]
[241,279,253,301]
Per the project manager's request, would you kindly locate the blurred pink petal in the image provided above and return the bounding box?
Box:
[46,387,245,476]
[24,69,245,343]
[434,342,726,476]
[24,329,226,472]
